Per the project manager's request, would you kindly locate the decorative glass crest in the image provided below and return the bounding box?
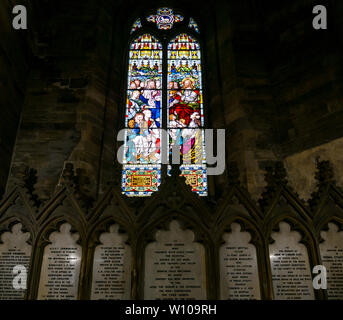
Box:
[147,8,184,30]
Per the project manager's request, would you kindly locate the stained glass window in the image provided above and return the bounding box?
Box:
[147,8,184,30]
[131,18,142,34]
[168,34,207,196]
[122,34,162,196]
[122,14,207,197]
[189,18,200,33]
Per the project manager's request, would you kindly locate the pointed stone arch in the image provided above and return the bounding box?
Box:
[136,211,214,300]
[31,216,84,300]
[86,219,133,300]
[267,217,321,300]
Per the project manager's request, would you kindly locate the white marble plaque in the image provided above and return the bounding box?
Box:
[144,220,206,300]
[320,222,343,299]
[0,223,32,300]
[269,222,315,300]
[220,223,261,300]
[91,225,132,300]
[37,223,82,300]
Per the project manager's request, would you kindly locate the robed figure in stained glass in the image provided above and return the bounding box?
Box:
[169,77,201,127]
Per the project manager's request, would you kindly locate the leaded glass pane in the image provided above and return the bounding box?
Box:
[189,17,200,33]
[122,34,162,196]
[131,18,142,34]
[168,34,207,196]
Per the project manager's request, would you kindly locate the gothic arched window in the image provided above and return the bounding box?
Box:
[122,9,207,197]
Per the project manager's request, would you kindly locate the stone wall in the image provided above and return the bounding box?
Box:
[6,0,119,202]
[285,137,343,200]
[2,0,343,203]
[0,0,31,197]
[210,1,279,199]
[263,0,343,156]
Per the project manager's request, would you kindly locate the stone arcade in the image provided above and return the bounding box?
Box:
[0,0,343,300]
[1,161,343,300]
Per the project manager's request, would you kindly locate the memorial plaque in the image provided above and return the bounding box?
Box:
[144,220,206,300]
[0,223,31,300]
[269,222,315,300]
[37,223,82,300]
[91,225,132,300]
[320,222,343,299]
[220,223,261,300]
